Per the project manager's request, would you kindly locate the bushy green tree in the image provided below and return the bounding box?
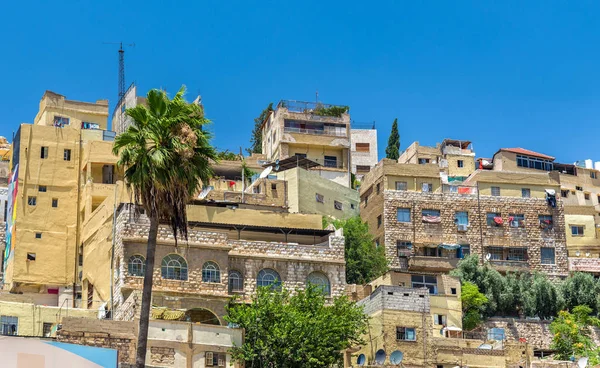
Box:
[461,282,488,330]
[225,285,368,368]
[550,305,600,364]
[385,118,400,160]
[331,216,388,284]
[561,272,600,314]
[248,102,273,154]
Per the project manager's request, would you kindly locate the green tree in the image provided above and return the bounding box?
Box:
[331,216,388,284]
[113,86,217,368]
[461,282,488,330]
[385,118,400,160]
[225,285,368,368]
[248,102,273,154]
[561,272,600,314]
[550,305,600,364]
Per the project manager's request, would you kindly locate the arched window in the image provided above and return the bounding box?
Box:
[202,261,221,283]
[307,272,331,296]
[257,269,282,290]
[128,255,145,277]
[228,270,244,293]
[161,254,188,280]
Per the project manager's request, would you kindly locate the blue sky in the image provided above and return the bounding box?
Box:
[1,1,599,163]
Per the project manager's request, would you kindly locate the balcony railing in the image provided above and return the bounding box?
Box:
[278,100,349,116]
[283,127,347,137]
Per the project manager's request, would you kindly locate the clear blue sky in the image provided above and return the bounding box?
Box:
[2,1,599,163]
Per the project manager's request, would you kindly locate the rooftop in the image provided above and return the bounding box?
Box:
[276,100,349,116]
[496,148,555,161]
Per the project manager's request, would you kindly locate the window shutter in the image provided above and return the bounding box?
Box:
[206,352,214,366]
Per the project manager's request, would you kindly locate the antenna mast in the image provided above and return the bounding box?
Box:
[118,42,125,100]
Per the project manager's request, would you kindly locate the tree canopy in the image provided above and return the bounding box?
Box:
[550,305,600,364]
[225,285,368,368]
[461,281,488,330]
[385,118,400,160]
[249,102,273,154]
[329,216,388,284]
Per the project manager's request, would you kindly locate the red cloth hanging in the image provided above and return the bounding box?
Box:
[493,217,503,225]
[228,181,236,187]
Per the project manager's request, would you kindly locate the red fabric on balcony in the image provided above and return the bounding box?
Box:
[493,217,504,225]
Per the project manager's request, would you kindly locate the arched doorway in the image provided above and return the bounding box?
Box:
[185,308,221,325]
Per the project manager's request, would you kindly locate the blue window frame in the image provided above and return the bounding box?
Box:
[397,208,411,223]
[455,211,468,225]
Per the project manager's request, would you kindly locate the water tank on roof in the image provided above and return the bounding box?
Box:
[585,159,593,169]
[595,161,600,171]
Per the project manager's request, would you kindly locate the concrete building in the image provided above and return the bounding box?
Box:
[111,83,147,135]
[2,91,114,308]
[261,100,352,187]
[360,159,569,277]
[345,285,531,368]
[350,125,378,178]
[81,195,346,323]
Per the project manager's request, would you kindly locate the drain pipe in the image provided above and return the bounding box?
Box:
[110,183,118,317]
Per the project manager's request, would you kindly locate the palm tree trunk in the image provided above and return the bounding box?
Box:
[135,215,159,368]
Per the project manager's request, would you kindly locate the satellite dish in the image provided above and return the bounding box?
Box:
[374,350,386,365]
[197,186,212,199]
[578,357,589,368]
[259,166,273,179]
[389,351,403,364]
[485,253,492,261]
[356,354,366,366]
[478,343,493,350]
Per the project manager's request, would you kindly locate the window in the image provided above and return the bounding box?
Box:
[28,196,36,206]
[27,253,36,261]
[63,149,71,161]
[257,269,282,290]
[539,215,553,228]
[461,245,471,257]
[205,352,226,367]
[397,208,411,222]
[334,200,343,210]
[294,153,307,159]
[561,190,569,198]
[40,146,49,159]
[487,247,503,260]
[395,181,407,191]
[411,275,437,294]
[356,165,371,173]
[355,143,370,152]
[350,203,355,210]
[228,270,244,293]
[52,198,58,208]
[457,160,464,168]
[422,183,432,192]
[418,158,430,165]
[161,254,188,280]
[422,209,440,217]
[591,172,598,179]
[202,261,221,283]
[571,225,585,236]
[271,183,277,190]
[396,327,416,341]
[516,154,553,171]
[486,212,501,226]
[377,215,382,228]
[507,248,527,261]
[307,272,330,296]
[521,188,531,198]
[455,211,468,226]
[43,322,52,337]
[451,288,457,295]
[315,193,324,203]
[324,155,337,168]
[376,183,380,194]
[87,283,94,309]
[576,186,583,191]
[35,233,42,239]
[491,186,501,196]
[1,316,18,336]
[39,185,47,192]
[434,314,447,325]
[509,214,525,228]
[128,255,145,276]
[423,247,438,257]
[252,186,261,194]
[397,241,412,256]
[585,193,591,200]
[541,247,555,264]
[53,116,70,127]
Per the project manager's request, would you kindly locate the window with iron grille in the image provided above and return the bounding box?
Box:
[541,247,555,264]
[202,261,221,283]
[491,186,501,196]
[521,188,531,198]
[487,247,503,260]
[324,156,337,168]
[228,270,244,293]
[395,181,407,191]
[507,248,527,261]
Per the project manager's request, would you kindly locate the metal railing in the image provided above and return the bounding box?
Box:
[350,121,376,129]
[283,126,347,137]
[278,100,348,114]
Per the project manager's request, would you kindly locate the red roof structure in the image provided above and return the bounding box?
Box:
[496,148,555,161]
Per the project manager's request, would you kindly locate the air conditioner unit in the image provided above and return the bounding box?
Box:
[457,224,468,232]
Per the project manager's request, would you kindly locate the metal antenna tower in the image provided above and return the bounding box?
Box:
[104,42,135,100]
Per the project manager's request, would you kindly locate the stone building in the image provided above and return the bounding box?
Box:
[360,159,569,277]
[81,194,346,323]
[344,285,531,368]
[261,100,352,187]
[350,125,378,179]
[398,139,476,181]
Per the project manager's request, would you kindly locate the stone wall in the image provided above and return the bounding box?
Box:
[382,190,569,276]
[358,285,430,315]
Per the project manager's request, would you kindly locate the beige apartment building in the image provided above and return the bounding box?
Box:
[350,124,378,178]
[261,100,352,187]
[360,159,569,277]
[398,139,476,181]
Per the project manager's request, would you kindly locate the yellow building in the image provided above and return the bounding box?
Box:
[261,100,352,187]
[398,139,476,181]
[2,91,113,309]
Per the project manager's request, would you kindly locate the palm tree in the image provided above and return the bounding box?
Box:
[113,86,217,368]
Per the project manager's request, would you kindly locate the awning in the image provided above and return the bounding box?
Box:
[439,244,461,250]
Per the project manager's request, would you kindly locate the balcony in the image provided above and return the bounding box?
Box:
[569,258,600,273]
[283,126,347,138]
[278,100,348,116]
[409,256,460,272]
[89,182,116,198]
